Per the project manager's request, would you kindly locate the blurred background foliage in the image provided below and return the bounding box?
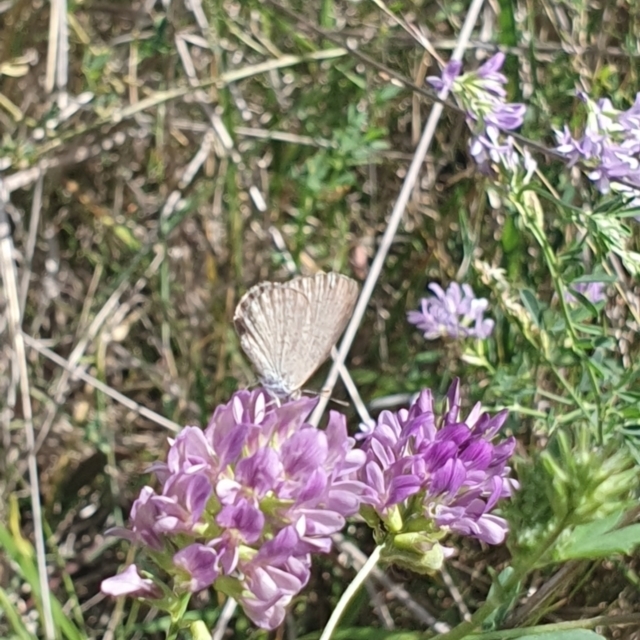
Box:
[2,0,640,637]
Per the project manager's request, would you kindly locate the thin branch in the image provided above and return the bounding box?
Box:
[18,175,43,316]
[309,0,488,426]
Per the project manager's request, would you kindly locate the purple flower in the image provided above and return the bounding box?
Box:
[238,526,311,629]
[174,544,220,592]
[428,53,527,176]
[485,103,527,131]
[152,470,213,534]
[102,389,371,630]
[105,486,164,551]
[427,60,462,94]
[359,380,517,561]
[101,565,161,599]
[408,282,494,340]
[617,93,640,131]
[555,91,640,200]
[470,127,519,175]
[216,498,265,544]
[475,53,508,98]
[555,125,593,166]
[565,281,607,305]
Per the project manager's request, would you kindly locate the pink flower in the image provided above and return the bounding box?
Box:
[103,389,371,630]
[101,565,161,599]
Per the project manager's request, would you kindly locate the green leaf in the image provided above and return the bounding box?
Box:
[0,586,35,639]
[349,368,381,385]
[515,631,606,640]
[556,512,640,560]
[481,567,521,631]
[569,511,623,539]
[501,215,520,253]
[112,224,142,250]
[572,323,605,337]
[568,294,599,318]
[327,629,422,640]
[374,84,403,104]
[571,274,616,284]
[519,289,542,327]
[564,523,640,559]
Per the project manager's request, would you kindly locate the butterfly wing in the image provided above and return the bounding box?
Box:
[233,281,296,394]
[233,273,359,397]
[272,273,359,394]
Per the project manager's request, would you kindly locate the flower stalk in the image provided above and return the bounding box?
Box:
[318,545,383,640]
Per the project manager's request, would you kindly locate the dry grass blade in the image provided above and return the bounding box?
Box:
[22,333,181,433]
[45,0,69,100]
[175,34,234,155]
[0,182,55,639]
[30,246,166,454]
[18,175,43,315]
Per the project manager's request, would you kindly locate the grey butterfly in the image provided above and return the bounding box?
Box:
[233,272,359,399]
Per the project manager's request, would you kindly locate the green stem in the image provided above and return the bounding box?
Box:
[190,620,213,640]
[467,612,640,640]
[319,545,383,640]
[514,198,601,436]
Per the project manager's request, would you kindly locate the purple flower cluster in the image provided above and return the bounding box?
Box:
[428,53,528,174]
[101,390,370,630]
[555,92,640,199]
[359,380,516,561]
[101,383,517,628]
[407,282,495,341]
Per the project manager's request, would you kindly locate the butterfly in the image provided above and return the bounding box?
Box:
[233,272,358,399]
